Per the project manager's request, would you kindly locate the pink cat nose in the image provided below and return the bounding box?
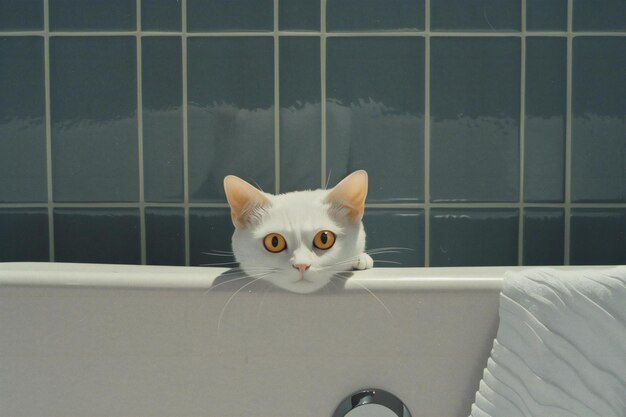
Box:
[292,263,311,273]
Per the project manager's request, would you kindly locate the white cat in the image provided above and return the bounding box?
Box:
[223,170,374,294]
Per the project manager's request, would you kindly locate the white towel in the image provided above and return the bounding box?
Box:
[470,267,626,417]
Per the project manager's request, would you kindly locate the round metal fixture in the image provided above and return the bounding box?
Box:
[332,389,412,417]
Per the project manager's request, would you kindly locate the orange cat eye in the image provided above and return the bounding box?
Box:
[313,230,336,250]
[263,233,287,253]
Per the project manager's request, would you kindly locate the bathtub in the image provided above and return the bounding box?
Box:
[1,262,528,417]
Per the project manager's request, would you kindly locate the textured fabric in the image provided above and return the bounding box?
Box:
[471,267,626,417]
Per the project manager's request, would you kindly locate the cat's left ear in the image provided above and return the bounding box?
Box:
[224,175,271,229]
[325,170,368,223]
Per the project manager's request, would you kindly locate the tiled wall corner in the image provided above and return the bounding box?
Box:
[0,0,624,267]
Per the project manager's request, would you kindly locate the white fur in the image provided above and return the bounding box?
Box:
[232,189,372,294]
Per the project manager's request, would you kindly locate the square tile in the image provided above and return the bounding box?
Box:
[145,207,185,266]
[431,0,520,31]
[362,209,425,267]
[187,0,273,32]
[279,37,321,193]
[141,0,181,31]
[50,37,138,202]
[279,0,320,31]
[0,209,48,262]
[0,37,47,203]
[142,37,184,202]
[50,0,136,31]
[430,209,519,266]
[187,37,275,202]
[326,37,424,202]
[0,0,43,31]
[526,0,567,31]
[430,37,520,202]
[572,37,626,202]
[327,0,424,31]
[189,208,235,267]
[570,209,626,265]
[524,37,566,202]
[523,208,564,265]
[54,208,140,264]
[573,0,626,31]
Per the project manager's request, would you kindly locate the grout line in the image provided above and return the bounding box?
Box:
[320,0,327,187]
[182,0,191,266]
[3,202,626,209]
[136,0,147,265]
[564,0,573,265]
[518,0,527,266]
[0,203,229,209]
[423,0,431,267]
[274,0,280,194]
[2,30,626,38]
[43,0,54,262]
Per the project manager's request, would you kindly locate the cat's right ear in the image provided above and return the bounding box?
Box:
[223,175,270,229]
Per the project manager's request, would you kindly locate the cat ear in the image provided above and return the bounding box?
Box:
[325,170,368,223]
[223,175,270,229]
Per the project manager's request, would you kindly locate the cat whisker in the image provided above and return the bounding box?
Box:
[248,178,264,192]
[199,261,240,267]
[329,272,394,319]
[318,254,403,270]
[202,275,252,295]
[368,259,402,265]
[324,168,333,190]
[255,283,273,321]
[365,246,415,252]
[201,252,236,257]
[221,267,277,275]
[217,275,269,337]
[203,271,275,295]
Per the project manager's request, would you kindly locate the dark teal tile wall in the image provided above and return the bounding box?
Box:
[50,0,136,31]
[0,209,48,262]
[280,37,321,192]
[524,37,566,202]
[54,208,141,264]
[189,208,235,267]
[187,0,273,32]
[523,208,564,265]
[572,37,626,203]
[431,0,520,31]
[0,0,43,31]
[526,0,567,31]
[571,209,626,265]
[279,0,320,31]
[431,37,520,202]
[327,37,424,202]
[50,37,138,202]
[142,36,184,202]
[1,2,625,268]
[363,209,425,267]
[187,37,275,202]
[141,0,181,32]
[145,207,185,266]
[430,209,519,266]
[573,0,626,31]
[327,0,424,31]
[0,37,47,202]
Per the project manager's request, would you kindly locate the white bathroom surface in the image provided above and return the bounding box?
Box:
[0,263,590,417]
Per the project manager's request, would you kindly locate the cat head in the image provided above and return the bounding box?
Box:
[224,171,368,294]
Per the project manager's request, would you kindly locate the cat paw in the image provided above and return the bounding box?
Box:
[352,253,374,270]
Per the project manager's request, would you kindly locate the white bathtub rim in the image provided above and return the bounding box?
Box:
[0,262,619,291]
